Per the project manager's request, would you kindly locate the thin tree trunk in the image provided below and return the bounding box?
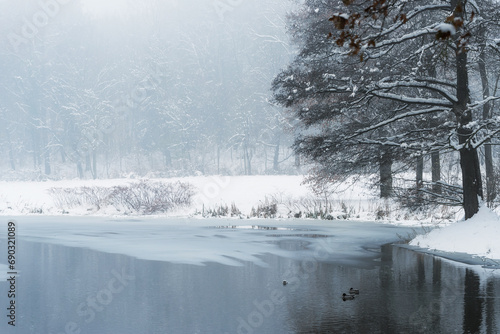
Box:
[60,147,66,163]
[478,26,496,203]
[85,154,91,172]
[77,161,83,179]
[32,131,40,169]
[245,147,252,175]
[426,41,442,196]
[484,144,495,203]
[164,149,172,168]
[431,152,441,194]
[8,140,15,170]
[44,149,51,175]
[217,145,221,174]
[243,149,248,175]
[92,150,97,179]
[416,155,423,189]
[380,148,393,198]
[43,126,51,175]
[273,134,280,172]
[9,150,15,170]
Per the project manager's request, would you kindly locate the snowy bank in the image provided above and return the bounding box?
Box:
[410,206,500,260]
[0,176,315,216]
[0,175,460,223]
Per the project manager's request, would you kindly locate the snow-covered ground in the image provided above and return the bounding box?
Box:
[411,205,500,261]
[0,176,316,216]
[1,175,499,264]
[0,175,456,222]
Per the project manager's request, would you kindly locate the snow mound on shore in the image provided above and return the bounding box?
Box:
[410,205,500,260]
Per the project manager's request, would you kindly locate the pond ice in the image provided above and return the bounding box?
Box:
[1,217,416,267]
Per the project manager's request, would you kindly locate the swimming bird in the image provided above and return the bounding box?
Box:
[349,288,359,294]
[342,293,355,301]
[283,280,288,286]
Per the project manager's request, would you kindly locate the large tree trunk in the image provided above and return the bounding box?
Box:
[454,4,483,218]
[380,148,393,198]
[459,134,483,219]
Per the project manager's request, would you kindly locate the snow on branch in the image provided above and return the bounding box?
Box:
[370,91,453,108]
[375,80,457,104]
[356,138,405,148]
[330,4,451,59]
[368,23,441,50]
[418,188,463,206]
[473,128,500,149]
[412,77,456,89]
[467,96,500,112]
[346,106,446,140]
[363,4,451,43]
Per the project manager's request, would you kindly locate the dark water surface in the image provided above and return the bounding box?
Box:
[1,228,500,333]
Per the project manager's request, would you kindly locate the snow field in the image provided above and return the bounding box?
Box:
[0,175,459,223]
[411,205,500,260]
[1,175,499,262]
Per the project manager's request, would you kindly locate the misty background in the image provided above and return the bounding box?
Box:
[0,0,298,180]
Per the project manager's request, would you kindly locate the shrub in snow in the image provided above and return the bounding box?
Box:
[49,181,195,215]
[199,202,242,218]
[250,198,278,218]
[281,195,350,220]
[50,186,108,209]
[110,181,195,214]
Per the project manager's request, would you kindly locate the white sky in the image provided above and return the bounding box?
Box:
[81,0,134,17]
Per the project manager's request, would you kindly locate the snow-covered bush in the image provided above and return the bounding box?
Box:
[49,181,195,215]
[250,198,278,218]
[49,186,110,209]
[199,202,242,218]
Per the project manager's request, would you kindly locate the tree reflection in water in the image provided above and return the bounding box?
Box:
[2,239,499,334]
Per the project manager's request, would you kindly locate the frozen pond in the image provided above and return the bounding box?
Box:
[1,218,500,333]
